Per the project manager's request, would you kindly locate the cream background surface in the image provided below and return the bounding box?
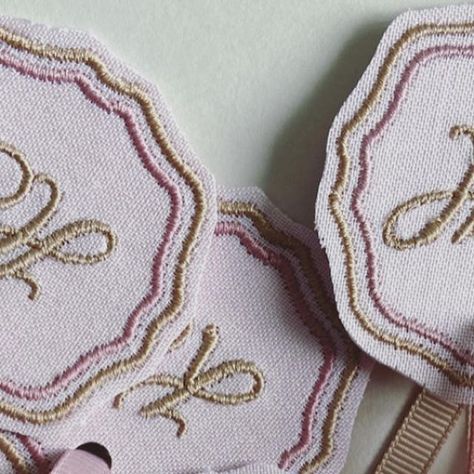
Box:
[0,1,466,472]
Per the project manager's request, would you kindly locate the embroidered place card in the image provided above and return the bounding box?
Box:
[316,5,474,403]
[0,17,216,439]
[12,188,370,474]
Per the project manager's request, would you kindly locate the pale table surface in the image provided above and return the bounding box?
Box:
[0,1,467,473]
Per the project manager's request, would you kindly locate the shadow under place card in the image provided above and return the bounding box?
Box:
[13,188,372,474]
[316,4,474,404]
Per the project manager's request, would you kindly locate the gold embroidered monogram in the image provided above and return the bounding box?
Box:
[383,125,474,250]
[0,142,117,300]
[114,324,265,437]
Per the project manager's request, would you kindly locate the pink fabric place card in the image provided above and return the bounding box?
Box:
[0,188,371,474]
[316,4,474,404]
[0,17,216,440]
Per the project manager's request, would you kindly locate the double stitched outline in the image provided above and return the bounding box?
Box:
[0,433,29,474]
[113,200,361,473]
[217,202,360,474]
[0,24,207,424]
[330,20,474,388]
[0,431,47,474]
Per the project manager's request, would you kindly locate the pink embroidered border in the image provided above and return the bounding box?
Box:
[0,47,183,399]
[15,434,48,473]
[352,43,474,366]
[0,430,48,473]
[214,220,336,470]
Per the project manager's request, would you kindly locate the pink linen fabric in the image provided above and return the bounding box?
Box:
[0,16,216,441]
[316,5,474,403]
[0,188,370,474]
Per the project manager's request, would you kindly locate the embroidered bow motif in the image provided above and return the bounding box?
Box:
[114,324,265,437]
[383,125,474,250]
[0,142,117,300]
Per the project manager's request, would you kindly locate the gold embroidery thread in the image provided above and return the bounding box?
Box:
[0,142,117,299]
[0,433,29,474]
[321,18,474,395]
[0,25,207,425]
[114,324,265,437]
[219,201,360,473]
[383,125,474,250]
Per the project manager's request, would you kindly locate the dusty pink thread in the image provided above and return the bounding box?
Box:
[15,434,48,473]
[214,221,336,470]
[0,49,184,399]
[351,44,474,366]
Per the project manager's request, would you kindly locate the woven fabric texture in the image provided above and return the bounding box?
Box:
[316,4,474,404]
[0,16,216,441]
[0,188,370,474]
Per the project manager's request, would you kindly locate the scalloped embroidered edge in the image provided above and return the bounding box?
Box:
[2,188,370,474]
[0,430,49,474]
[0,16,216,426]
[216,187,370,474]
[316,5,474,403]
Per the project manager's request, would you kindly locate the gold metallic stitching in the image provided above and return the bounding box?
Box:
[331,21,474,388]
[0,142,116,299]
[218,201,360,473]
[114,324,264,437]
[383,126,474,249]
[0,25,207,423]
[0,433,28,474]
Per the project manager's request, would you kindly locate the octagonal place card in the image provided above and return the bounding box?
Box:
[0,17,216,441]
[316,4,474,403]
[0,188,371,474]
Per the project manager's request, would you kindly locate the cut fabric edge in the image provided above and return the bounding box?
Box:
[217,185,373,474]
[0,185,373,474]
[0,14,218,440]
[314,4,474,405]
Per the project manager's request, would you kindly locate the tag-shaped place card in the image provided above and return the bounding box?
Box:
[316,5,474,403]
[0,17,216,440]
[1,188,371,474]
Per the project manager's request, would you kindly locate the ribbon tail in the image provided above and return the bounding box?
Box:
[373,389,462,474]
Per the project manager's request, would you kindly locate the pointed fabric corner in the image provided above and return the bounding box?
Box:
[316,4,474,404]
[0,16,217,441]
[0,188,371,474]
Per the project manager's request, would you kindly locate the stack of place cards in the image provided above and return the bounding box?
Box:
[2,5,474,473]
[0,16,370,474]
